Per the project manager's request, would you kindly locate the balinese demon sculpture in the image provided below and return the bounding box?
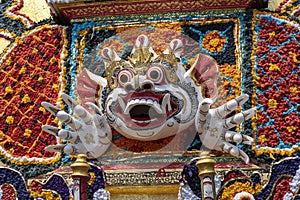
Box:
[42,35,255,163]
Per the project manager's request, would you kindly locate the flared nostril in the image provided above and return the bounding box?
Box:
[142,83,153,90]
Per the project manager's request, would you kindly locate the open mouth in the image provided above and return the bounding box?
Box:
[114,91,179,129]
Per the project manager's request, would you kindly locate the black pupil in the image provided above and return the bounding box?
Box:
[150,70,159,80]
[120,74,128,83]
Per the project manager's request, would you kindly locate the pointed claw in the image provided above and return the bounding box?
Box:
[242,107,256,121]
[41,102,60,115]
[242,134,254,145]
[235,94,249,106]
[86,102,102,115]
[61,94,78,109]
[238,150,250,164]
[45,144,66,152]
[57,111,82,130]
[42,125,60,137]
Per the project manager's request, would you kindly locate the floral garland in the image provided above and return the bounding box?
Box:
[251,10,300,157]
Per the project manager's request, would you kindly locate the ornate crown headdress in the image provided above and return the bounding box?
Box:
[101,35,182,89]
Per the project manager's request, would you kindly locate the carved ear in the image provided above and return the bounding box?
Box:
[169,39,183,58]
[101,47,121,64]
[135,34,150,48]
[77,68,108,113]
[186,54,219,99]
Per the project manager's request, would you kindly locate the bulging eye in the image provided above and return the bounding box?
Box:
[118,70,133,86]
[147,66,164,83]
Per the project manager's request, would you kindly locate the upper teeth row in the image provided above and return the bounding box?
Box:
[117,94,172,115]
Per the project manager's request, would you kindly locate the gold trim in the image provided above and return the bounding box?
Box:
[106,185,179,194]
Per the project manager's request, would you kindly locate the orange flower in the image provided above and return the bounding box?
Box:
[202,31,226,52]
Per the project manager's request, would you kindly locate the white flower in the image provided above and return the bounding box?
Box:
[233,191,255,200]
[283,192,293,200]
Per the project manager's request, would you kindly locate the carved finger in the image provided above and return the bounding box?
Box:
[63,144,85,155]
[58,130,79,143]
[225,131,243,143]
[74,105,93,124]
[42,125,60,137]
[57,111,82,130]
[216,141,250,164]
[41,102,60,115]
[216,94,249,118]
[93,115,112,141]
[86,102,102,115]
[196,98,213,132]
[223,108,256,130]
[225,131,254,145]
[61,93,78,110]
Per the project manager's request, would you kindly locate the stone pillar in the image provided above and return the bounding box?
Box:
[196,151,216,200]
[71,154,90,200]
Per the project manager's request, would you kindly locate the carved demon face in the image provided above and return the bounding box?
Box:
[99,34,219,141]
[103,35,202,141]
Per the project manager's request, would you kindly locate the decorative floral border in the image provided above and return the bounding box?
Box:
[251,10,300,157]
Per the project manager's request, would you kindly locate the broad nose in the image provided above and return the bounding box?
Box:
[124,75,154,92]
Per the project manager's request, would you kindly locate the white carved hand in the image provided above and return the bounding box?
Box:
[41,94,112,159]
[195,94,256,163]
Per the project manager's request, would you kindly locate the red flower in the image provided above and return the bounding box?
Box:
[273,177,293,200]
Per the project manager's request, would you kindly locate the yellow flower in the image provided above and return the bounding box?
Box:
[258,135,267,143]
[39,107,46,113]
[0,131,4,140]
[52,84,60,90]
[5,86,13,95]
[288,52,298,63]
[48,30,53,36]
[268,99,277,108]
[5,58,11,65]
[22,94,31,103]
[19,67,27,74]
[269,31,276,38]
[24,129,32,137]
[290,87,298,94]
[6,116,14,124]
[38,76,44,82]
[87,172,96,185]
[50,56,57,64]
[269,63,280,71]
[52,117,58,124]
[32,48,38,54]
[287,126,296,132]
[209,38,220,47]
